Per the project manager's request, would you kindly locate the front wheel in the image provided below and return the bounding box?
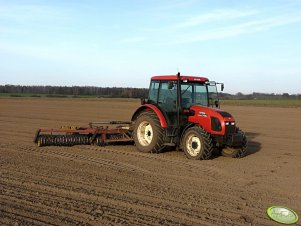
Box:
[182,127,213,160]
[221,132,247,158]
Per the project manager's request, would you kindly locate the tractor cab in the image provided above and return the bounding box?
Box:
[146,75,223,126]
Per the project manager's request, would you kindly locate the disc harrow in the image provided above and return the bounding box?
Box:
[34,121,133,147]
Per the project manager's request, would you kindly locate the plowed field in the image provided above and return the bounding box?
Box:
[1,98,300,226]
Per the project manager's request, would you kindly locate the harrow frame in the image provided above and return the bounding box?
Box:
[34,121,133,147]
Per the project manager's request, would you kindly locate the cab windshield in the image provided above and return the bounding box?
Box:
[148,80,219,111]
[181,82,208,108]
[181,82,219,108]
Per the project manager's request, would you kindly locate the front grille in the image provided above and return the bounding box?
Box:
[211,117,222,132]
[225,124,235,134]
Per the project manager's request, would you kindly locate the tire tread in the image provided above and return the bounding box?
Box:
[183,126,213,160]
[133,110,165,153]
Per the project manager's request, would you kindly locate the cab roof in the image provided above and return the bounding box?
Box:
[151,75,209,82]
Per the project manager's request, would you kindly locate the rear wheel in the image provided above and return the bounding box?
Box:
[221,131,247,158]
[133,111,165,153]
[182,127,213,160]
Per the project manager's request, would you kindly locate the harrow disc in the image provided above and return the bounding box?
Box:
[36,135,91,147]
[95,137,104,146]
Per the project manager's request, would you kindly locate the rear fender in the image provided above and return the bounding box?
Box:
[131,104,168,128]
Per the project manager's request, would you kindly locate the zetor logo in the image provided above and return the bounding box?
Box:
[267,206,299,224]
[198,112,207,117]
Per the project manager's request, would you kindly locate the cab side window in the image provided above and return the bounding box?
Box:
[158,81,177,112]
[148,81,159,103]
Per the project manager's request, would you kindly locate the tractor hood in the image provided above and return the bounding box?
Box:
[188,105,236,135]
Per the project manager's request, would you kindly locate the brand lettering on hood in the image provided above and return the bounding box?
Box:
[198,112,207,117]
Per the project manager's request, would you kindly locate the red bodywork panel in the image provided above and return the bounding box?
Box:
[151,75,208,83]
[131,104,168,128]
[132,104,235,135]
[188,105,235,135]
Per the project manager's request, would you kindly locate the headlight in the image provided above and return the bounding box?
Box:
[211,117,222,131]
[225,121,235,126]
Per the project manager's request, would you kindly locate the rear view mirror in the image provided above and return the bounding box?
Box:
[221,83,224,91]
[215,100,219,108]
[141,98,148,105]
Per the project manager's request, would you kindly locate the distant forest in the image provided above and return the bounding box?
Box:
[0,85,148,98]
[219,92,301,100]
[0,85,300,99]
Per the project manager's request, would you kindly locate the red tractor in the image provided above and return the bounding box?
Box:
[131,73,247,159]
[34,73,247,160]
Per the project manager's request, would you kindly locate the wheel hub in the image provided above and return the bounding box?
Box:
[186,134,202,157]
[137,121,153,146]
[191,141,198,149]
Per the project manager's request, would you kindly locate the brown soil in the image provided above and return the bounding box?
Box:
[0,98,300,226]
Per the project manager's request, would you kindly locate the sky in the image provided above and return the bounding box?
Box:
[0,0,301,94]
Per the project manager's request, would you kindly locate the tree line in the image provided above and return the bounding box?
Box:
[0,85,148,98]
[219,92,301,100]
[0,85,300,99]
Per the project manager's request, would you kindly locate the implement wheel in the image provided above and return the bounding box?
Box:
[182,127,213,160]
[37,136,43,147]
[133,111,165,153]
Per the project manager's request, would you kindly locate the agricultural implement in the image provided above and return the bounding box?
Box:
[34,121,133,147]
[34,73,248,159]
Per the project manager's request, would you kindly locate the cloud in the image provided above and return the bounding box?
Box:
[173,9,258,29]
[121,5,301,45]
[121,36,146,43]
[149,0,201,12]
[171,13,301,44]
[121,1,301,45]
[0,3,65,22]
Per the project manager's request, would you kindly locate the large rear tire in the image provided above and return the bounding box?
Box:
[182,127,213,160]
[221,131,247,158]
[133,111,165,153]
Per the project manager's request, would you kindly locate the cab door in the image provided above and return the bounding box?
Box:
[157,81,177,126]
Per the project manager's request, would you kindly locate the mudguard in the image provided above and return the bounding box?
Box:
[131,104,168,128]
